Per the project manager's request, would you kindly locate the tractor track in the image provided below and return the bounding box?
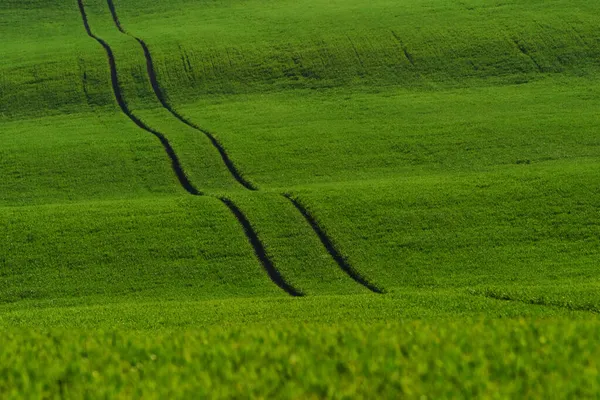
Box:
[220,198,304,297]
[512,38,543,72]
[285,194,384,294]
[474,290,599,314]
[106,0,256,191]
[98,0,384,295]
[77,0,200,196]
[77,0,302,297]
[391,31,415,66]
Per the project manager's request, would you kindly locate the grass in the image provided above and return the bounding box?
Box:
[1,0,600,396]
[180,79,600,187]
[1,319,600,398]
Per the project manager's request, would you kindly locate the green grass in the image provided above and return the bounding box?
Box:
[180,79,600,187]
[2,319,600,398]
[1,0,600,396]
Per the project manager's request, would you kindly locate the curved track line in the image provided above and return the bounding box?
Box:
[102,0,380,295]
[512,38,543,72]
[220,198,304,297]
[474,290,599,314]
[77,0,301,297]
[106,0,256,191]
[77,0,200,196]
[391,31,415,66]
[284,194,385,294]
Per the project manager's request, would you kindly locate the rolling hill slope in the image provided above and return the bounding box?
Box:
[1,0,600,396]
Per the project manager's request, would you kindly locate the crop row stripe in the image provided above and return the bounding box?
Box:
[77,0,301,297]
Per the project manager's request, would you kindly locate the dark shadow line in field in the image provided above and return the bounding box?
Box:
[284,194,385,294]
[474,290,599,314]
[220,197,304,297]
[391,31,415,66]
[102,0,374,295]
[77,0,201,196]
[346,35,365,69]
[106,0,257,191]
[511,38,543,72]
[77,0,301,297]
[81,69,93,109]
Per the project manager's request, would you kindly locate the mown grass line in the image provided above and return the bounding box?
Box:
[219,198,304,297]
[106,0,257,191]
[284,194,384,294]
[77,0,201,196]
[104,0,382,294]
[77,0,302,297]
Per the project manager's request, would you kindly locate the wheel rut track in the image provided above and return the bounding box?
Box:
[101,0,384,295]
[391,31,415,66]
[77,0,200,196]
[220,198,304,297]
[512,38,543,72]
[106,0,256,191]
[474,290,599,315]
[285,194,384,294]
[77,0,301,297]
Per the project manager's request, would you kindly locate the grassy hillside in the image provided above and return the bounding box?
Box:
[1,0,599,396]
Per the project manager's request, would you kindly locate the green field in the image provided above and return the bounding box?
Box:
[1,0,600,397]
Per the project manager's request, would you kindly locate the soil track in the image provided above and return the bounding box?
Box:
[77,0,302,297]
[475,290,599,314]
[106,0,256,191]
[285,194,384,294]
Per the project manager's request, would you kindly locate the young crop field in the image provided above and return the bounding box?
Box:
[1,0,600,397]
